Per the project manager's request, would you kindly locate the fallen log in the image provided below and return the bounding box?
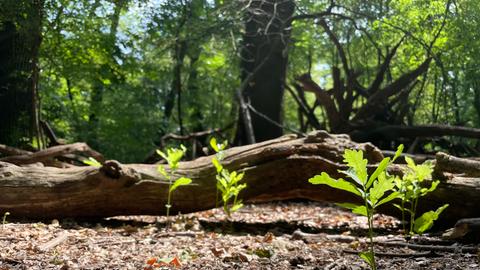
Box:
[435,152,480,177]
[0,131,478,227]
[0,142,104,167]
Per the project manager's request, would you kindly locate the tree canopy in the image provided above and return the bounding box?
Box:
[1,0,479,162]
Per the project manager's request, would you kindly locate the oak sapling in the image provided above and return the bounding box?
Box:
[157,145,192,221]
[209,137,247,217]
[394,157,448,235]
[308,145,403,270]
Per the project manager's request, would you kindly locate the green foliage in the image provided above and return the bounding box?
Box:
[27,0,479,162]
[413,204,449,234]
[82,157,102,167]
[308,145,403,270]
[157,145,192,221]
[394,156,448,235]
[209,137,246,218]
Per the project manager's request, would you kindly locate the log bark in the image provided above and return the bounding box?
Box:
[0,142,104,167]
[0,131,478,227]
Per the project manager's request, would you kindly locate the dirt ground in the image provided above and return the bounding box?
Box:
[0,201,478,269]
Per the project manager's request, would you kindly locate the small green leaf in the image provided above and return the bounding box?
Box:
[212,157,223,173]
[413,163,434,182]
[343,149,368,185]
[217,176,228,189]
[359,251,375,268]
[421,180,439,196]
[230,202,244,213]
[336,203,368,216]
[309,173,362,196]
[367,157,390,189]
[83,157,102,167]
[414,204,449,234]
[339,169,363,186]
[393,144,404,162]
[157,166,169,178]
[375,191,400,207]
[210,137,219,152]
[369,172,395,205]
[405,156,416,170]
[231,172,244,184]
[156,149,168,161]
[170,177,192,192]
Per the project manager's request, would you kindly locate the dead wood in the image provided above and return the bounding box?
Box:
[0,131,478,227]
[0,142,104,166]
[435,152,480,177]
[0,144,32,157]
[37,232,70,252]
[442,218,480,242]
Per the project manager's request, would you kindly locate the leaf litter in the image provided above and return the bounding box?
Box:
[0,201,478,269]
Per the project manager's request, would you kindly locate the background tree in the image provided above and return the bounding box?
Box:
[0,0,44,148]
[0,0,476,162]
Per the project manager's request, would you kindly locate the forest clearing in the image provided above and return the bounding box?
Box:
[1,0,480,269]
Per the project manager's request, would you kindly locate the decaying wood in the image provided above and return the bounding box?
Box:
[0,144,32,157]
[435,152,480,177]
[0,142,104,167]
[0,131,478,227]
[442,218,480,242]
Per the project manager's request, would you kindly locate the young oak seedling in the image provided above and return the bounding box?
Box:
[394,157,448,235]
[308,145,403,270]
[157,145,192,221]
[210,137,247,217]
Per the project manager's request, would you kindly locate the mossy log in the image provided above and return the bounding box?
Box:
[0,131,478,227]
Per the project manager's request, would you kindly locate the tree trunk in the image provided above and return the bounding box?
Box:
[0,1,44,148]
[235,0,295,144]
[0,131,478,227]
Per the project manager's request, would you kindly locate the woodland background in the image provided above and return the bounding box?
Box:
[1,0,479,161]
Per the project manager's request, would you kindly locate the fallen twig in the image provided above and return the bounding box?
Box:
[37,232,70,252]
[343,248,435,258]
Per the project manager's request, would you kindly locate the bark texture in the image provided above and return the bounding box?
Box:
[236,0,295,144]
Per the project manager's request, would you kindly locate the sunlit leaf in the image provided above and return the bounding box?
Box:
[367,157,390,189]
[343,149,368,185]
[414,204,449,234]
[170,177,192,192]
[309,173,362,196]
[212,157,223,173]
[359,251,375,268]
[393,144,404,162]
[230,202,244,213]
[336,203,368,216]
[369,172,395,205]
[376,191,400,207]
[83,157,102,167]
[210,137,219,152]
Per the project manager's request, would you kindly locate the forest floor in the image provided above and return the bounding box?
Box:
[0,201,478,270]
